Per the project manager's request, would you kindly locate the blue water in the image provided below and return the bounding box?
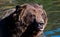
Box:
[53,28,60,32]
[44,28,60,37]
[51,35,60,37]
[44,31,55,35]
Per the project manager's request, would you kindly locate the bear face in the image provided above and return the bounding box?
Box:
[14,4,48,37]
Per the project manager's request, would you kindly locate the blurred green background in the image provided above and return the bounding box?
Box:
[0,0,60,37]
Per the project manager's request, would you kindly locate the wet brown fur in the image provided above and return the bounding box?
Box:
[0,4,47,37]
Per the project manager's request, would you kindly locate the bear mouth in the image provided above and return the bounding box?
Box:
[38,23,44,31]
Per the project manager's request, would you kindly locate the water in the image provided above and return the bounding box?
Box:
[51,35,60,37]
[44,31,55,35]
[44,28,60,37]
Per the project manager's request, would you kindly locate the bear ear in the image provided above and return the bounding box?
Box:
[15,5,21,11]
[16,5,20,8]
[15,5,27,11]
[12,5,21,21]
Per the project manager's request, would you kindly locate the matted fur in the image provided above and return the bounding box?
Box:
[0,4,48,37]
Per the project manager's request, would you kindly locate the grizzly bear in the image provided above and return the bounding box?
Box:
[0,3,47,37]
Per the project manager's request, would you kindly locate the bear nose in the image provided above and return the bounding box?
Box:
[38,23,44,26]
[38,23,44,29]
